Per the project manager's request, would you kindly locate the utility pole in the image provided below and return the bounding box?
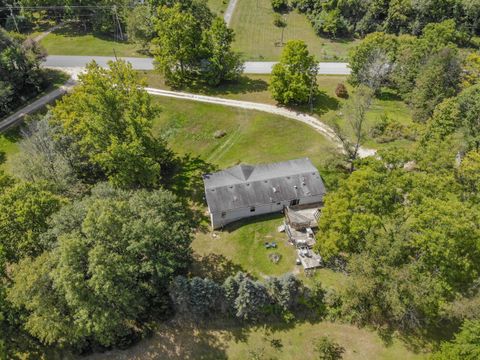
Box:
[308,65,317,112]
[7,5,20,33]
[113,5,124,41]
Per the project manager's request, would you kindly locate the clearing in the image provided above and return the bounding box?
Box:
[230,0,359,61]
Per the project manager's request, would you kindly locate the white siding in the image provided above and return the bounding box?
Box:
[210,194,323,229]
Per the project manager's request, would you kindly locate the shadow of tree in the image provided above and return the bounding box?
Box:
[166,154,217,205]
[191,253,247,283]
[173,76,269,97]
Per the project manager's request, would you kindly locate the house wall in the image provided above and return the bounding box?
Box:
[210,194,324,229]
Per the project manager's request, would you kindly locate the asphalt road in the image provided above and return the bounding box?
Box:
[0,78,76,132]
[44,56,351,75]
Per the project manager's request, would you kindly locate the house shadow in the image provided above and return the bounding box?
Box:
[221,212,285,233]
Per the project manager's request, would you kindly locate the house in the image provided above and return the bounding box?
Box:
[203,158,326,229]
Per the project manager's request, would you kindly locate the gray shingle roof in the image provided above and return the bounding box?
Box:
[203,158,325,213]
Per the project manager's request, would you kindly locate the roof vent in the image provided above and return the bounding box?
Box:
[272,187,277,193]
[294,185,298,189]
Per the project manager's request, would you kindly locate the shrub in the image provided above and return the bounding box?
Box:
[335,83,349,98]
[314,336,345,360]
[271,0,288,12]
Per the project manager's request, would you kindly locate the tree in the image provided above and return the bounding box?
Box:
[170,276,225,319]
[411,47,461,122]
[457,84,480,151]
[457,150,480,202]
[126,4,156,53]
[0,181,65,263]
[273,14,288,45]
[348,32,398,89]
[152,3,241,87]
[153,4,205,86]
[314,336,345,360]
[50,60,172,189]
[331,86,374,172]
[8,183,194,348]
[203,17,243,85]
[234,277,269,321]
[462,52,480,88]
[269,40,318,105]
[431,320,480,360]
[12,118,80,194]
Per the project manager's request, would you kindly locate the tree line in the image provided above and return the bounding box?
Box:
[310,17,480,359]
[289,0,480,39]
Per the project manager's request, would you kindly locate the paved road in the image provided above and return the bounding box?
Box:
[0,79,76,132]
[44,56,351,75]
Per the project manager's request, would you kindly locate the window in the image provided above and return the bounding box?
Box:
[277,202,281,205]
[250,206,256,212]
[290,199,299,206]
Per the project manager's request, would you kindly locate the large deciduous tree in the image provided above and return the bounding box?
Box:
[269,40,318,105]
[50,60,172,189]
[8,183,193,348]
[152,2,242,87]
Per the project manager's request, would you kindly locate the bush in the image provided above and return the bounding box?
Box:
[335,83,348,98]
[314,336,345,360]
[371,114,417,143]
[271,0,288,12]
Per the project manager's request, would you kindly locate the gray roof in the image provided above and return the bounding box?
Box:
[203,158,325,213]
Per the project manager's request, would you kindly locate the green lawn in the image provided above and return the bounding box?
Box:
[152,96,334,169]
[40,24,144,57]
[86,319,427,360]
[231,0,360,61]
[208,0,229,15]
[0,129,20,172]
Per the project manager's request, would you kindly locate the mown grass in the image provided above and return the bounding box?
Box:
[86,318,427,360]
[230,0,360,61]
[151,96,334,169]
[40,24,144,57]
[208,0,230,15]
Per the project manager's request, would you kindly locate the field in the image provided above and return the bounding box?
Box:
[152,97,334,169]
[230,0,359,61]
[86,319,426,360]
[39,24,144,57]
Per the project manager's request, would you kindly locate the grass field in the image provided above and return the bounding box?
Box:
[231,0,359,61]
[208,0,229,15]
[152,97,334,169]
[87,319,427,360]
[40,24,144,57]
